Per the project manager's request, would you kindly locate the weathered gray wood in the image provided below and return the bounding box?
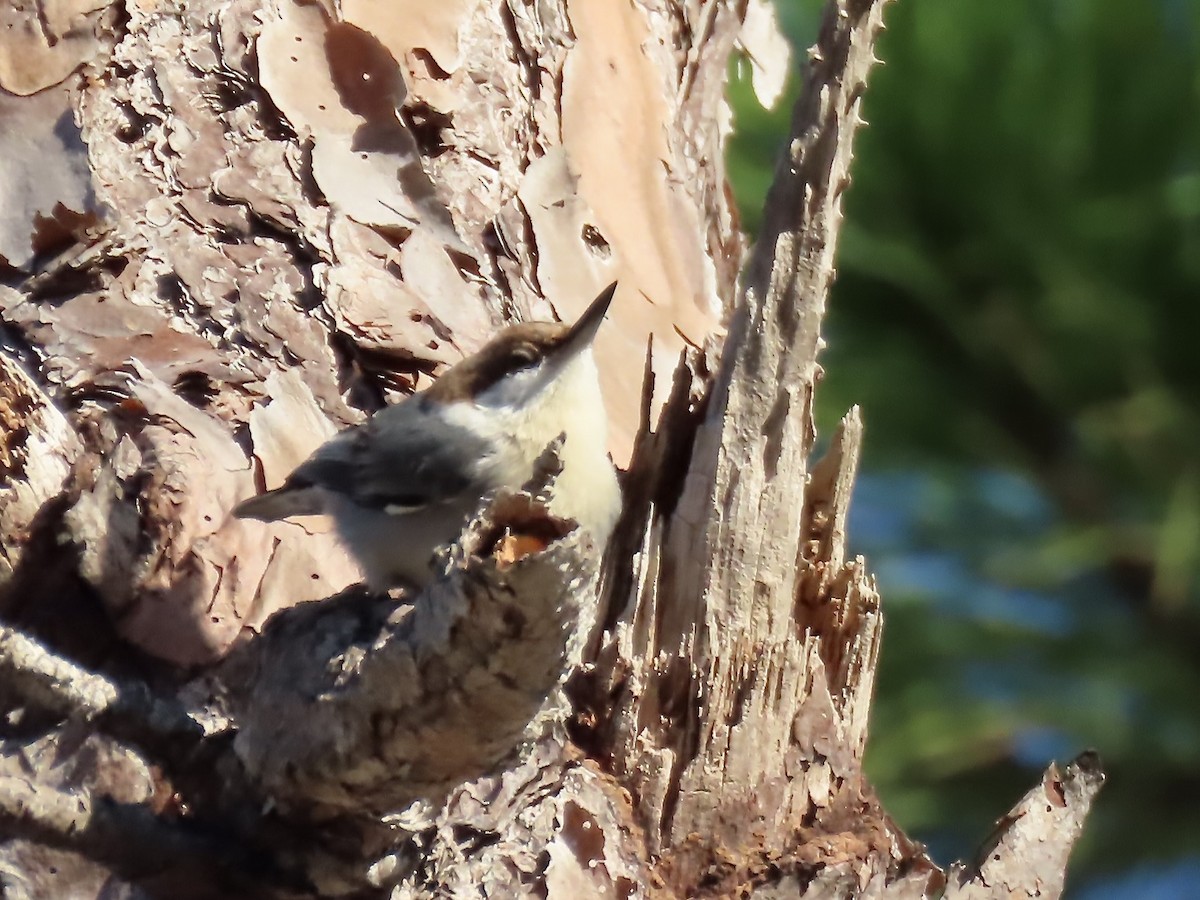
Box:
[231,487,602,821]
[599,3,936,895]
[945,752,1106,900]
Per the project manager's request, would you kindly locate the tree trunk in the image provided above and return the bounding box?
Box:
[0,0,1102,898]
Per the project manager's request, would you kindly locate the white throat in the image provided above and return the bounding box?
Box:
[476,349,607,454]
[444,348,619,539]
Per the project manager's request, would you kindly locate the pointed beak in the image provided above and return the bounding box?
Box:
[557,282,616,362]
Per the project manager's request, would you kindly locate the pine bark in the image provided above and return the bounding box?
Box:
[0,0,1101,898]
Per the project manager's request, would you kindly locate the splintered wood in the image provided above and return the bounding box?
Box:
[596,0,929,891]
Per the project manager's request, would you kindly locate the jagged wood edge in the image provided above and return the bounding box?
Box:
[943,752,1105,900]
[602,1,914,894]
[601,0,1104,896]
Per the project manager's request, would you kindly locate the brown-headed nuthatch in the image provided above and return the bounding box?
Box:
[233,283,622,590]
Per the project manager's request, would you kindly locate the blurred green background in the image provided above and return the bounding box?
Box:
[728,1,1200,896]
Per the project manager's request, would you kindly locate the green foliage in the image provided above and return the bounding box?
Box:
[729,0,1200,893]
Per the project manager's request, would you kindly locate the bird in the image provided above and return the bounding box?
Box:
[233,283,623,591]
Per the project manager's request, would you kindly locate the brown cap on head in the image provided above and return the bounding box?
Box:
[426,282,616,403]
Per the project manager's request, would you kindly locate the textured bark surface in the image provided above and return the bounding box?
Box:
[0,0,746,668]
[0,0,1103,898]
[231,484,600,822]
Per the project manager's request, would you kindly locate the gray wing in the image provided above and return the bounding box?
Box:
[291,399,493,511]
[233,398,494,521]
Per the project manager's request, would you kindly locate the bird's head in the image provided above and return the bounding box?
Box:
[426,282,615,413]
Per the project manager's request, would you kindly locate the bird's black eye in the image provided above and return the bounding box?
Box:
[509,344,540,370]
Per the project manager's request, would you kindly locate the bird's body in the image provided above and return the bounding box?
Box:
[234,285,622,590]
